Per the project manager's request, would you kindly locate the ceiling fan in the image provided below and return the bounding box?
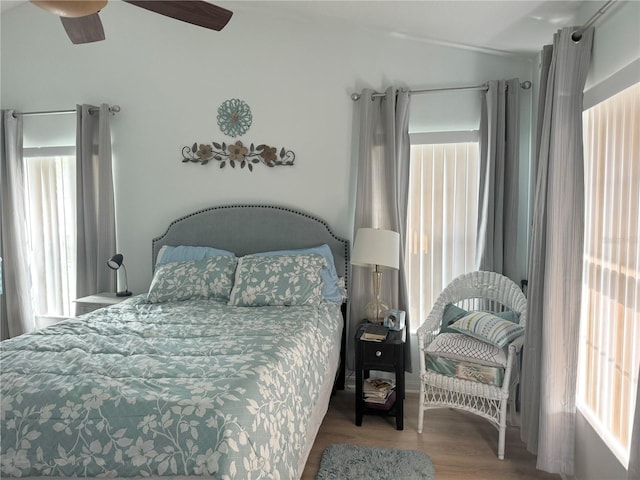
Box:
[31,0,233,44]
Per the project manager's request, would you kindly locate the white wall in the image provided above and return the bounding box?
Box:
[1,1,534,294]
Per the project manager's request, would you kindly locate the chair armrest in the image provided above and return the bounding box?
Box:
[508,334,524,354]
[417,328,438,351]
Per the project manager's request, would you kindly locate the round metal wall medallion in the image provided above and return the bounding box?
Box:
[217,99,252,138]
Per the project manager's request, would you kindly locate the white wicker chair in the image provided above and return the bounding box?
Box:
[416,271,527,460]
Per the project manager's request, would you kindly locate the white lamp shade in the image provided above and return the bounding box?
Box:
[351,228,400,269]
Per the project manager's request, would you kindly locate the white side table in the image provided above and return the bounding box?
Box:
[74,292,129,315]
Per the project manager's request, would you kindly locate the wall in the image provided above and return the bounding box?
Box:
[1,1,534,295]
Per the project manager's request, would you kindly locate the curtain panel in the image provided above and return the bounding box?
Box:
[350,87,412,372]
[75,104,116,299]
[0,110,34,338]
[520,27,594,475]
[476,79,520,282]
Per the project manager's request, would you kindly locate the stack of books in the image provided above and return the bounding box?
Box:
[363,378,396,409]
[360,323,389,342]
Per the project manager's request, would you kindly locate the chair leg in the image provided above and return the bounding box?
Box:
[417,384,425,434]
[498,399,508,460]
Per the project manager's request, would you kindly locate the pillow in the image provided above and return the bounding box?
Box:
[426,332,507,367]
[254,244,343,302]
[156,245,234,265]
[147,255,237,303]
[449,311,524,348]
[228,253,326,307]
[440,304,520,333]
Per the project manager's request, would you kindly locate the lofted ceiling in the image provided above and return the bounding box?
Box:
[221,0,591,54]
[0,0,597,54]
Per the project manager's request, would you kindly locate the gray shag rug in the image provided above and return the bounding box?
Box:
[316,444,435,479]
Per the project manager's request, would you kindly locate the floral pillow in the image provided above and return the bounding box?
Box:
[254,244,344,302]
[228,253,326,307]
[147,255,237,303]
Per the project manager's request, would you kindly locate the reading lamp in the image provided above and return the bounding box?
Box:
[107,253,132,297]
[351,228,400,323]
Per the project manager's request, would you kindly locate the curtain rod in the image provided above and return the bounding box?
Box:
[12,105,121,118]
[572,0,617,41]
[350,81,532,101]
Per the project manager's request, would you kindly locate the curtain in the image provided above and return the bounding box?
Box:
[75,104,116,299]
[351,87,412,371]
[0,110,34,338]
[520,27,594,475]
[476,79,520,281]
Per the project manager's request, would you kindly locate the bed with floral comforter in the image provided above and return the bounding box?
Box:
[0,296,342,479]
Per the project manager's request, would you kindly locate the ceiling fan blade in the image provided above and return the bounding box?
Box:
[60,13,105,44]
[123,1,232,31]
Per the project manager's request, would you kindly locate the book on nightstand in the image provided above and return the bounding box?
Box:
[361,324,389,341]
[364,378,396,409]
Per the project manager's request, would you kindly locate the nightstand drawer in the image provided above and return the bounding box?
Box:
[361,342,396,368]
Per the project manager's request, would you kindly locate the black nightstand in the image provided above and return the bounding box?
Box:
[355,321,406,430]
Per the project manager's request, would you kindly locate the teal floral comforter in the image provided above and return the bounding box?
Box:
[0,296,342,479]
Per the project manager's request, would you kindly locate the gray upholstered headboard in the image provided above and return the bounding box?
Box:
[152,204,350,290]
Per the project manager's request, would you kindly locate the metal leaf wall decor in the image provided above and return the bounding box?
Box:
[182,141,295,172]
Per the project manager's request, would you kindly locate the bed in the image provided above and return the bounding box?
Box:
[0,205,349,479]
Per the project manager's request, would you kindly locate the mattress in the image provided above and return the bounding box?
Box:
[0,296,343,479]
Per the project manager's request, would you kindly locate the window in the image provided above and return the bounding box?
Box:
[406,132,479,332]
[23,147,76,324]
[578,82,640,467]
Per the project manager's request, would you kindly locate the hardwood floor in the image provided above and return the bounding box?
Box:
[302,390,561,480]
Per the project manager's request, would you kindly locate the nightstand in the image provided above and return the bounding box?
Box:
[355,321,406,430]
[74,292,129,315]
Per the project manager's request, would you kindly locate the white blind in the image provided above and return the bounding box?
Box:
[24,155,77,318]
[406,142,479,332]
[578,82,640,467]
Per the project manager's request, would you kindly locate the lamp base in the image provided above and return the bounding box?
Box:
[116,290,132,297]
[364,299,389,324]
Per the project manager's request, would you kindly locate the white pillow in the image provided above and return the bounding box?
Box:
[426,332,507,367]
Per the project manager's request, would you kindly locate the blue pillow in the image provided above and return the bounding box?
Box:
[156,245,235,265]
[254,244,343,302]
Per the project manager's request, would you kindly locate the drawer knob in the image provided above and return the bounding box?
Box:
[376,350,382,357]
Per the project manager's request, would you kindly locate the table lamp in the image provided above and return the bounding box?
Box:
[107,253,132,297]
[351,228,400,323]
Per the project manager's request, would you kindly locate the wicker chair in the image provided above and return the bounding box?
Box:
[416,271,527,460]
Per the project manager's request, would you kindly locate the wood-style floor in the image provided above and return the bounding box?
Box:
[301,389,561,480]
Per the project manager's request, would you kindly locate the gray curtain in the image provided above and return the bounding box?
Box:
[476,79,520,282]
[75,104,116,299]
[520,27,593,475]
[0,110,34,338]
[350,87,412,371]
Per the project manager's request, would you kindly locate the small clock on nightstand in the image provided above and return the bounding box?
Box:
[74,292,129,315]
